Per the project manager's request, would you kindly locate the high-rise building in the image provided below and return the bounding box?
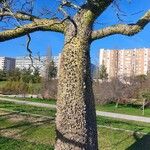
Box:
[99,48,150,79]
[0,57,16,71]
[16,54,61,76]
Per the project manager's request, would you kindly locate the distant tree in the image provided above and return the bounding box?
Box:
[6,68,22,81]
[99,64,108,81]
[42,48,58,99]
[131,74,148,98]
[110,77,124,108]
[0,70,6,81]
[140,91,150,115]
[46,60,57,80]
[44,47,57,80]
[32,67,41,83]
[1,80,28,95]
[21,67,33,83]
[18,80,29,97]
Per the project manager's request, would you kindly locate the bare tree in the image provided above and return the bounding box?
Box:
[0,0,150,149]
[109,77,123,107]
[42,47,58,99]
[99,64,108,81]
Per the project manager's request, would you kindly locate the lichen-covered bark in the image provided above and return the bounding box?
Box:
[55,9,98,150]
[92,10,150,40]
[0,19,66,42]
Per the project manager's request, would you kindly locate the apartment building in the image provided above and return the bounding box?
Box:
[16,54,61,77]
[99,48,150,79]
[0,57,16,71]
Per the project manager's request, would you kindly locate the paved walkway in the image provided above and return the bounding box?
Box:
[0,97,150,123]
[96,111,150,123]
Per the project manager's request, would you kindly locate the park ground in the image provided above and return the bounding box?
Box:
[0,97,150,150]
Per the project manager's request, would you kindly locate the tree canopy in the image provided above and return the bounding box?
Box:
[0,0,149,43]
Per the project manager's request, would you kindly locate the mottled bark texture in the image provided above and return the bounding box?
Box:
[92,10,150,40]
[55,9,98,150]
[0,18,66,42]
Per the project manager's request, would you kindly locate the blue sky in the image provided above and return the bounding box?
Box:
[0,0,150,64]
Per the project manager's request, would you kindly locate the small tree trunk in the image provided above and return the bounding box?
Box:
[142,98,146,115]
[115,102,118,108]
[115,99,119,108]
[55,9,98,150]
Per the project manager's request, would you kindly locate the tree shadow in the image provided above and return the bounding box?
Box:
[0,136,54,149]
[56,129,86,149]
[126,132,150,150]
[0,111,55,138]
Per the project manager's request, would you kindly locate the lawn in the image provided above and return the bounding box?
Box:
[97,116,150,133]
[0,100,56,117]
[0,98,150,149]
[0,96,56,105]
[0,99,150,134]
[15,97,56,105]
[0,137,54,150]
[96,102,150,117]
[0,109,150,150]
[0,109,55,150]
[1,96,150,117]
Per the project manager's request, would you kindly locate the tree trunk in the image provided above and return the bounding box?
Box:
[55,9,98,150]
[142,98,146,115]
[115,99,119,108]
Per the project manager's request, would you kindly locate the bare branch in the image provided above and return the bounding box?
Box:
[61,0,81,10]
[0,18,67,42]
[92,10,150,41]
[0,11,39,21]
[86,0,113,15]
[26,33,36,69]
[0,3,36,68]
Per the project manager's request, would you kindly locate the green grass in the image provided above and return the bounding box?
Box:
[0,109,150,150]
[96,102,150,117]
[0,137,54,150]
[0,128,148,150]
[0,109,55,149]
[98,127,150,150]
[2,96,150,117]
[0,98,150,149]
[0,100,150,133]
[15,97,56,105]
[0,117,14,129]
[18,98,56,104]
[16,97,56,105]
[97,116,150,134]
[0,96,56,105]
[0,101,56,117]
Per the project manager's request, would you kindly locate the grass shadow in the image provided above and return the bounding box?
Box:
[126,132,150,150]
[0,136,54,150]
